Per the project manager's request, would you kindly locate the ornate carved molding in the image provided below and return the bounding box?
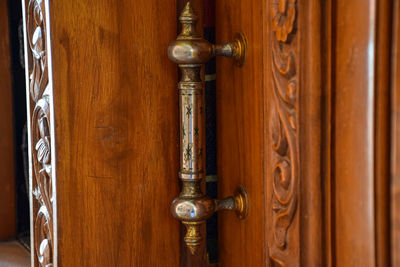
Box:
[269,0,299,265]
[24,0,56,266]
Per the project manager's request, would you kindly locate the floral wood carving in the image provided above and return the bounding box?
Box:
[269,0,299,265]
[270,0,296,42]
[25,0,55,266]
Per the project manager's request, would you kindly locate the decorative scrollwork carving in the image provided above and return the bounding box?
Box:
[27,0,48,103]
[270,0,296,43]
[269,0,298,265]
[25,0,55,266]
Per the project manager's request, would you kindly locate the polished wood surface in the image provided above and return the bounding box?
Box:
[321,1,333,265]
[49,0,180,266]
[333,0,377,265]
[374,0,392,265]
[14,0,400,265]
[216,0,325,265]
[217,0,397,266]
[0,0,16,241]
[0,241,30,267]
[216,0,265,266]
[391,0,400,265]
[298,1,324,265]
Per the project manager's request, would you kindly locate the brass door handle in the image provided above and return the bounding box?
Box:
[168,2,249,255]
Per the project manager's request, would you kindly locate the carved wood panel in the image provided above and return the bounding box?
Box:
[268,0,300,265]
[23,0,57,266]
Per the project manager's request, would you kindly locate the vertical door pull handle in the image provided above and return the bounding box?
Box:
[168,2,249,255]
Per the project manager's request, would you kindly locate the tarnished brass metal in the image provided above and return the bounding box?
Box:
[168,2,249,255]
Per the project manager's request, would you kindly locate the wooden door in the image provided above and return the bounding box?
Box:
[22,0,180,266]
[19,0,400,266]
[216,0,399,266]
[216,0,322,265]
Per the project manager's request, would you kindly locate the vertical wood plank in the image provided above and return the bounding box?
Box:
[333,0,377,265]
[299,0,323,265]
[374,0,392,265]
[321,0,333,265]
[216,0,265,266]
[391,0,400,265]
[49,0,180,266]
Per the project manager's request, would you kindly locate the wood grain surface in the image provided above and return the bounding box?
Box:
[0,241,30,267]
[333,0,377,265]
[216,0,265,266]
[49,0,180,266]
[22,0,400,265]
[216,0,325,266]
[391,0,400,265]
[374,0,392,265]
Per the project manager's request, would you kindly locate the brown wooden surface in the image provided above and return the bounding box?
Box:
[22,0,399,265]
[216,0,325,265]
[216,0,265,266]
[375,0,392,265]
[298,1,324,265]
[50,0,180,266]
[333,0,377,265]
[0,241,30,267]
[0,0,16,241]
[216,0,397,266]
[265,0,301,262]
[321,0,333,265]
[391,0,400,265]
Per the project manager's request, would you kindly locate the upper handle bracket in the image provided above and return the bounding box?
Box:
[168,2,246,66]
